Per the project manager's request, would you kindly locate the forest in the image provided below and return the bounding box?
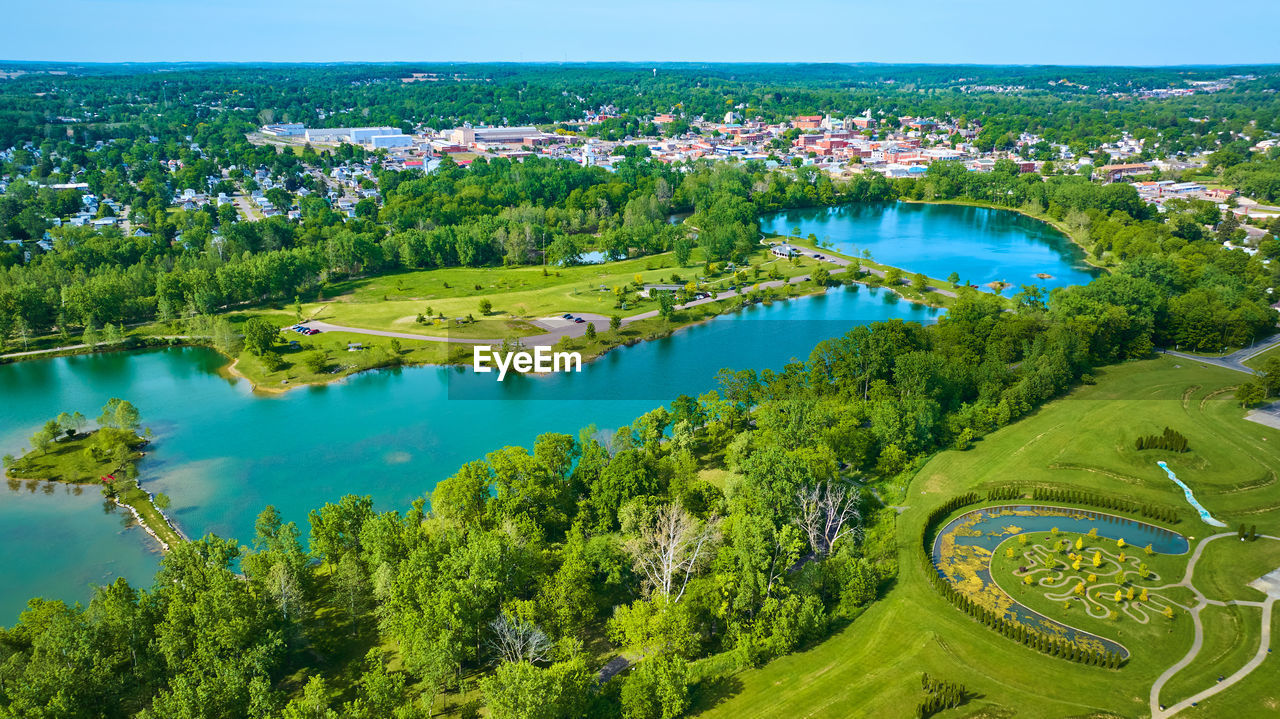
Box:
[2,63,1280,718]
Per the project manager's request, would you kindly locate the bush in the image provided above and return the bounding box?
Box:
[260,351,286,372]
[620,654,690,719]
[1134,427,1189,452]
[303,351,330,373]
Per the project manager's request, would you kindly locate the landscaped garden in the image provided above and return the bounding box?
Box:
[693,357,1280,719]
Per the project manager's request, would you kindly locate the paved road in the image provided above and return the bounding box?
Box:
[1161,331,1280,375]
[1150,533,1280,719]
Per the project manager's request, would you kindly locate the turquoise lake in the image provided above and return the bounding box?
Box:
[760,202,1099,294]
[0,202,1088,621]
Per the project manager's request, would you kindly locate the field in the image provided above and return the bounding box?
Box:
[692,356,1280,719]
[292,245,836,336]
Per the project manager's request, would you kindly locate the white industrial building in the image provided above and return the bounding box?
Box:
[303,126,400,144]
[370,134,414,149]
[261,123,305,137]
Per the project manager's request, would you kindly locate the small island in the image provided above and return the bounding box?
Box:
[2,399,185,550]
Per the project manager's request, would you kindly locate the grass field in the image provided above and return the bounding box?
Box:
[692,356,1280,719]
[295,245,837,335]
[1196,537,1280,603]
[1244,343,1280,370]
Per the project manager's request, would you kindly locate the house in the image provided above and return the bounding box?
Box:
[771,243,799,258]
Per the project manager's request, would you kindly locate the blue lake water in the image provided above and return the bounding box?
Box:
[0,202,1097,622]
[0,286,934,620]
[760,202,1100,295]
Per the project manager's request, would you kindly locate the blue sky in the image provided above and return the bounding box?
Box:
[6,0,1280,66]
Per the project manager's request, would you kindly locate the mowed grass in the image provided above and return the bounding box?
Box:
[297,247,836,334]
[4,433,183,548]
[1196,536,1280,603]
[3,433,132,483]
[1180,607,1280,718]
[1243,343,1280,370]
[1161,603,1262,706]
[693,357,1280,719]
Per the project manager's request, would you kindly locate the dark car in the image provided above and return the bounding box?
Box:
[574,318,585,324]
[562,313,573,319]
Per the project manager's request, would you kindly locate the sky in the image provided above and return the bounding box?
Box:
[5,0,1280,66]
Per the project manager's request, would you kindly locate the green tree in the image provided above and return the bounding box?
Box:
[303,351,329,373]
[620,653,691,719]
[479,298,493,315]
[242,318,279,356]
[673,238,693,266]
[1236,381,1267,408]
[657,291,676,321]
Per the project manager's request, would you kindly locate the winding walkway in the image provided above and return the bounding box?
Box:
[1149,533,1280,719]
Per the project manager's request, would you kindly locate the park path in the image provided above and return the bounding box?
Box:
[1,336,189,360]
[1149,533,1280,719]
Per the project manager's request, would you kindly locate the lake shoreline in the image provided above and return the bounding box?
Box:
[4,448,186,553]
[898,197,1110,272]
[216,273,946,395]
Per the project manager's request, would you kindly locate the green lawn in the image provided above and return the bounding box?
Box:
[4,432,135,483]
[1162,604,1262,706]
[779,234,975,308]
[692,357,1280,719]
[1196,536,1280,603]
[1243,343,1280,371]
[223,329,467,392]
[293,246,838,335]
[987,529,1197,658]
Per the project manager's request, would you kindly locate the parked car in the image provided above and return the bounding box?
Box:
[562,313,573,319]
[574,318,585,324]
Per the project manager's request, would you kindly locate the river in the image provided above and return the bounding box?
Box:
[0,202,1086,621]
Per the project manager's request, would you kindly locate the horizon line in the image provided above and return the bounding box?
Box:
[3,59,1279,70]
